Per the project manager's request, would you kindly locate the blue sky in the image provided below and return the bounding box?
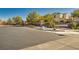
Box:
[0,8,76,20]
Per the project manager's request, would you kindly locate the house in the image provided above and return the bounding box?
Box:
[54,13,63,22]
[54,13,71,23]
[63,13,71,19]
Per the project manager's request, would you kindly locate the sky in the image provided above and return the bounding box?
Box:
[0,8,76,21]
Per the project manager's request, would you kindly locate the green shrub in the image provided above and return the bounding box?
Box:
[68,21,79,29]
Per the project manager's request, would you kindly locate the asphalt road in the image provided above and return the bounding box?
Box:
[0,26,64,50]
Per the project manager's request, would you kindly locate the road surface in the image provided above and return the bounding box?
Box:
[0,26,64,50]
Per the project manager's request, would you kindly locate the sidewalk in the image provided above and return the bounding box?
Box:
[33,26,79,35]
[22,35,79,50]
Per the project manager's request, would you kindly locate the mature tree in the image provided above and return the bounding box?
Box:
[68,10,79,29]
[26,12,57,29]
[7,18,12,25]
[12,16,23,25]
[72,10,79,17]
[2,21,7,25]
[68,21,79,29]
[26,11,40,25]
[37,15,45,26]
[44,14,56,29]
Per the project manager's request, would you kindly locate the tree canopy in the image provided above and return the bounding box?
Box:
[12,16,23,25]
[26,12,56,28]
[72,10,79,17]
[26,12,40,25]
